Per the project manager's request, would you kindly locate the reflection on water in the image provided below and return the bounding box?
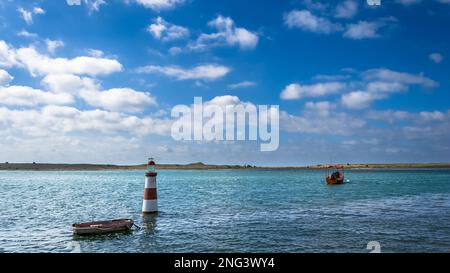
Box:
[141,214,158,234]
[0,169,449,252]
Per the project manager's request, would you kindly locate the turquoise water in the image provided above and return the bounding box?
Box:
[0,169,449,253]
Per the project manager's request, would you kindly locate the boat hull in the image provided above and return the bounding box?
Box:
[326,177,344,185]
[72,219,134,235]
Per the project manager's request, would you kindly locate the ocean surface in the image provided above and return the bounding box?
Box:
[0,169,449,253]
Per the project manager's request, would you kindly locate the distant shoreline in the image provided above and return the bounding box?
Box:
[1,162,450,171]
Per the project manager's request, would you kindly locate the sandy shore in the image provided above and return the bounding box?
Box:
[1,162,450,171]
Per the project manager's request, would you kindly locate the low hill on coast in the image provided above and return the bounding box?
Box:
[1,162,450,171]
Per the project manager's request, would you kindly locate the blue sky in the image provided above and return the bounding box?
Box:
[0,0,449,166]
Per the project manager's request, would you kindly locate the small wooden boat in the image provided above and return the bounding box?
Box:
[72,219,134,235]
[326,165,345,185]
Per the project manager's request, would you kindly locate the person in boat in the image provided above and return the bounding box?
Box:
[332,171,341,179]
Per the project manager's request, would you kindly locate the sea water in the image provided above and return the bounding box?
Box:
[0,169,449,252]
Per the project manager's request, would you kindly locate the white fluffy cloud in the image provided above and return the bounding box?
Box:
[0,43,123,76]
[80,88,157,113]
[137,64,231,81]
[0,105,171,137]
[0,69,13,86]
[280,82,345,100]
[335,0,358,19]
[1,41,122,76]
[284,10,342,34]
[342,82,409,109]
[34,7,45,15]
[0,40,154,113]
[429,53,443,63]
[45,39,65,54]
[341,90,382,109]
[147,17,189,41]
[340,68,438,109]
[0,41,18,67]
[281,68,438,109]
[42,74,156,112]
[0,85,74,107]
[41,74,100,94]
[281,106,366,135]
[190,15,259,51]
[17,48,122,76]
[133,0,185,10]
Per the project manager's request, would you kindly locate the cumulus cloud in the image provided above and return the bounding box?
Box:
[284,10,342,34]
[80,88,157,113]
[283,68,438,109]
[0,42,123,76]
[42,74,156,112]
[0,41,18,67]
[343,21,382,39]
[341,90,383,109]
[280,106,366,135]
[33,7,45,14]
[335,0,358,19]
[304,101,337,116]
[41,73,100,95]
[280,82,345,100]
[341,68,438,109]
[136,64,231,81]
[0,106,171,137]
[45,39,65,54]
[1,41,121,76]
[429,53,443,63]
[0,40,155,113]
[189,15,259,51]
[0,69,13,86]
[147,17,189,41]
[133,0,185,10]
[0,85,74,107]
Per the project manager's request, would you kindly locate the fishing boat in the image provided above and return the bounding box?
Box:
[326,165,345,185]
[72,219,134,235]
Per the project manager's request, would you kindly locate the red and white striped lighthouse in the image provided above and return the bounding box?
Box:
[142,157,158,214]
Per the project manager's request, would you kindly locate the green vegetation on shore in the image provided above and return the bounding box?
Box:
[1,162,450,171]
